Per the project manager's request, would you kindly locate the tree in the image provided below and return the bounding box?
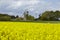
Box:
[15,17,24,21]
[38,14,41,20]
[0,14,11,21]
[10,15,16,19]
[0,16,11,21]
[16,15,19,18]
[26,15,35,21]
[23,11,35,21]
[40,11,60,21]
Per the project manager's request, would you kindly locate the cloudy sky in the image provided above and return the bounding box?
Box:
[0,0,60,18]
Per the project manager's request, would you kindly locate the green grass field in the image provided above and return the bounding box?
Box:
[0,22,60,40]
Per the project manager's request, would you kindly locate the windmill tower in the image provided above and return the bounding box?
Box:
[24,11,26,21]
[23,10,29,21]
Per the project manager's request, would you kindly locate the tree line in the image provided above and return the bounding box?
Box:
[0,10,60,21]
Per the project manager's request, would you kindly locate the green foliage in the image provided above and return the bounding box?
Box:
[16,15,19,18]
[15,17,24,21]
[40,11,60,21]
[0,16,11,21]
[26,15,35,21]
[10,15,16,19]
[24,11,35,21]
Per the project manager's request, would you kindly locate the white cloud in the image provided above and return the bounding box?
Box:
[7,1,22,9]
[6,0,40,9]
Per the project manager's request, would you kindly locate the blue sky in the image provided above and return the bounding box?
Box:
[0,0,60,18]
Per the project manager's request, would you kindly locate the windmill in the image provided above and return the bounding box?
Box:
[23,10,29,21]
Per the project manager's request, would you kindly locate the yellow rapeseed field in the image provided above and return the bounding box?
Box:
[0,22,60,40]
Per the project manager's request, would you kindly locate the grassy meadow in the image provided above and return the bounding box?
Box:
[0,22,60,40]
